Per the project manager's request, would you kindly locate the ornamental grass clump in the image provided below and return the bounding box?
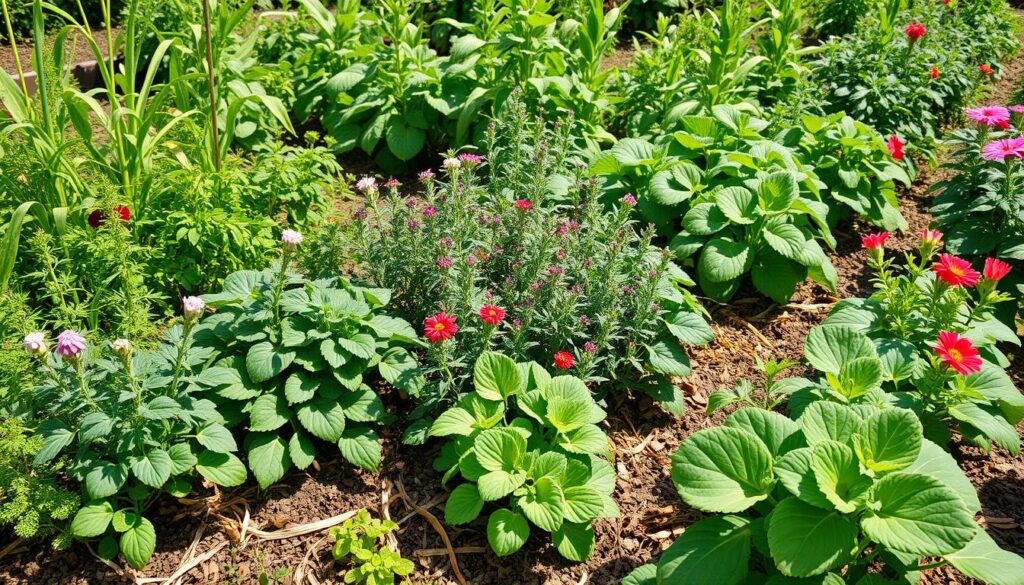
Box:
[339,99,712,422]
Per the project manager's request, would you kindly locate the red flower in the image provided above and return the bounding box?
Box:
[933,254,981,287]
[424,313,458,343]
[931,66,939,79]
[979,64,994,75]
[479,305,506,325]
[935,331,983,376]
[997,120,1012,130]
[861,232,890,249]
[887,135,905,161]
[553,351,574,369]
[87,205,131,229]
[983,258,1011,281]
[905,22,926,40]
[515,199,533,211]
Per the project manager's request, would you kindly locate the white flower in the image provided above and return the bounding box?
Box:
[442,157,461,170]
[182,296,206,321]
[23,332,47,355]
[112,339,132,356]
[355,177,377,192]
[281,229,303,250]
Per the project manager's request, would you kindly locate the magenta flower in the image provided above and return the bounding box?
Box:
[458,153,483,165]
[418,169,435,182]
[437,257,453,269]
[1010,105,1024,114]
[982,138,1024,161]
[621,194,638,206]
[423,206,438,217]
[55,330,86,360]
[965,106,1011,127]
[584,341,598,353]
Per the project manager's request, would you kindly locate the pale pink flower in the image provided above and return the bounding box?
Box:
[55,330,86,360]
[183,296,206,321]
[23,332,46,355]
[355,177,377,192]
[281,229,303,249]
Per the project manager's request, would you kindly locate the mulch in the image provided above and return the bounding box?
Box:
[4,14,1024,585]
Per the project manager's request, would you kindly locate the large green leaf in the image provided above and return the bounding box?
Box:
[338,426,381,471]
[297,396,347,442]
[119,516,157,569]
[71,500,114,537]
[657,515,751,584]
[195,451,247,487]
[196,423,237,454]
[445,483,484,525]
[810,441,871,513]
[386,118,426,161]
[246,342,295,383]
[944,528,1024,585]
[860,473,976,556]
[247,433,292,489]
[519,476,565,532]
[700,238,752,283]
[475,428,526,472]
[473,352,522,401]
[249,392,291,432]
[130,449,174,489]
[724,408,803,457]
[552,522,595,561]
[903,439,980,515]
[804,326,877,375]
[487,508,529,557]
[671,427,775,513]
[767,497,859,577]
[851,409,921,473]
[799,402,865,446]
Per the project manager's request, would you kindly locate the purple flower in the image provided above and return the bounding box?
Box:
[407,220,420,230]
[437,257,453,269]
[423,206,438,217]
[492,246,505,255]
[467,255,479,266]
[621,194,638,207]
[530,282,542,290]
[440,236,454,247]
[23,332,46,355]
[354,209,368,220]
[406,199,418,209]
[547,265,564,276]
[584,342,598,353]
[579,315,590,326]
[623,286,635,295]
[512,319,522,328]
[55,330,86,360]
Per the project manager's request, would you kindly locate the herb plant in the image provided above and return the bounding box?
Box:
[193,233,422,487]
[330,509,414,585]
[429,352,618,561]
[626,403,1024,584]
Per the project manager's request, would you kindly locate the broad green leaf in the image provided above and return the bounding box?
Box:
[758,171,800,211]
[477,469,526,501]
[671,426,775,513]
[475,428,526,472]
[430,407,477,437]
[700,238,752,283]
[248,433,291,489]
[804,326,877,375]
[547,396,593,433]
[557,424,610,456]
[903,440,980,515]
[851,409,921,473]
[85,461,128,500]
[167,443,198,475]
[519,476,565,532]
[71,500,114,537]
[768,497,858,577]
[196,423,237,454]
[487,509,529,557]
[563,486,605,524]
[195,451,247,487]
[338,426,381,471]
[386,118,426,161]
[445,484,484,525]
[33,420,74,464]
[284,371,319,405]
[774,448,832,509]
[130,449,173,489]
[664,310,715,346]
[249,392,291,432]
[861,473,976,556]
[647,336,692,377]
[827,356,883,399]
[657,515,751,584]
[716,187,758,224]
[810,441,872,513]
[289,431,316,470]
[944,528,1024,585]
[622,564,657,585]
[246,341,295,383]
[799,402,865,446]
[553,522,595,561]
[725,408,803,457]
[120,516,156,569]
[474,352,522,401]
[297,397,347,442]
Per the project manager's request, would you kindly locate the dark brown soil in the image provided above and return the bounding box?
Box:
[4,16,1024,585]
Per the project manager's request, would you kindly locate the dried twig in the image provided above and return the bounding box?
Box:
[293,535,330,585]
[396,476,468,585]
[413,546,487,557]
[0,538,26,561]
[135,541,228,585]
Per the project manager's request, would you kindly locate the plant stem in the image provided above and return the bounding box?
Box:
[201,0,221,171]
[168,321,194,395]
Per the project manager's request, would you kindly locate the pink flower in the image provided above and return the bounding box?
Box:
[887,135,905,161]
[1010,106,1024,114]
[418,169,435,182]
[981,138,1024,161]
[621,194,638,206]
[55,330,86,360]
[424,313,458,343]
[983,258,1012,281]
[423,206,438,217]
[479,305,505,325]
[111,339,132,357]
[966,106,1010,127]
[584,342,598,353]
[458,153,483,165]
[933,254,981,287]
[183,296,206,321]
[385,178,402,189]
[861,232,890,249]
[515,199,533,211]
[919,229,943,247]
[23,332,46,355]
[905,22,926,40]
[281,229,303,250]
[436,257,453,269]
[355,177,377,192]
[935,331,983,376]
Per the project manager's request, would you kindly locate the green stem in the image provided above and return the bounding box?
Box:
[168,321,194,395]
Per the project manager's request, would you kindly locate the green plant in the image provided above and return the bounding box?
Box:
[805,0,871,38]
[341,101,711,418]
[705,358,805,413]
[626,402,1024,584]
[30,320,247,568]
[193,235,423,486]
[330,509,414,585]
[429,352,618,561]
[817,235,1023,453]
[0,418,79,549]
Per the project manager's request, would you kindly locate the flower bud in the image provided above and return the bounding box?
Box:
[23,332,47,356]
[55,330,86,361]
[281,229,303,251]
[182,296,206,323]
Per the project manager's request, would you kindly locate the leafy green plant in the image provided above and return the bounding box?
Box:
[429,352,618,561]
[817,233,1023,453]
[0,418,79,549]
[705,358,804,413]
[330,509,414,585]
[593,105,838,303]
[340,100,711,418]
[193,235,423,487]
[29,318,247,568]
[626,402,1024,584]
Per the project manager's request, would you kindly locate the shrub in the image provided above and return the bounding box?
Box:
[329,509,414,585]
[626,403,1024,584]
[192,234,422,486]
[429,352,618,561]
[28,313,246,569]
[816,232,1023,453]
[0,418,79,549]
[338,100,712,419]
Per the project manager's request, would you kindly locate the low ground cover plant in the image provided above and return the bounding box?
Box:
[819,232,1023,453]
[193,232,422,486]
[625,402,1024,584]
[330,509,414,585]
[334,101,712,419]
[429,352,617,561]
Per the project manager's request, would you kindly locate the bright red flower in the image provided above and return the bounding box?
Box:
[905,22,926,40]
[935,331,983,376]
[997,120,1012,130]
[983,258,1011,281]
[930,66,939,79]
[553,351,574,369]
[933,254,981,287]
[861,232,890,249]
[887,135,905,161]
[87,205,131,229]
[515,199,533,211]
[424,313,458,343]
[479,305,506,325]
[979,64,994,75]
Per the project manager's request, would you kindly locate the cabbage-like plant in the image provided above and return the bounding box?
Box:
[625,403,1024,584]
[429,352,617,561]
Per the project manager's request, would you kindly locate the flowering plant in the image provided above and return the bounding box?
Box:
[818,232,1023,453]
[931,105,1024,306]
[429,352,618,561]
[192,233,422,486]
[25,306,246,569]
[339,103,712,422]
